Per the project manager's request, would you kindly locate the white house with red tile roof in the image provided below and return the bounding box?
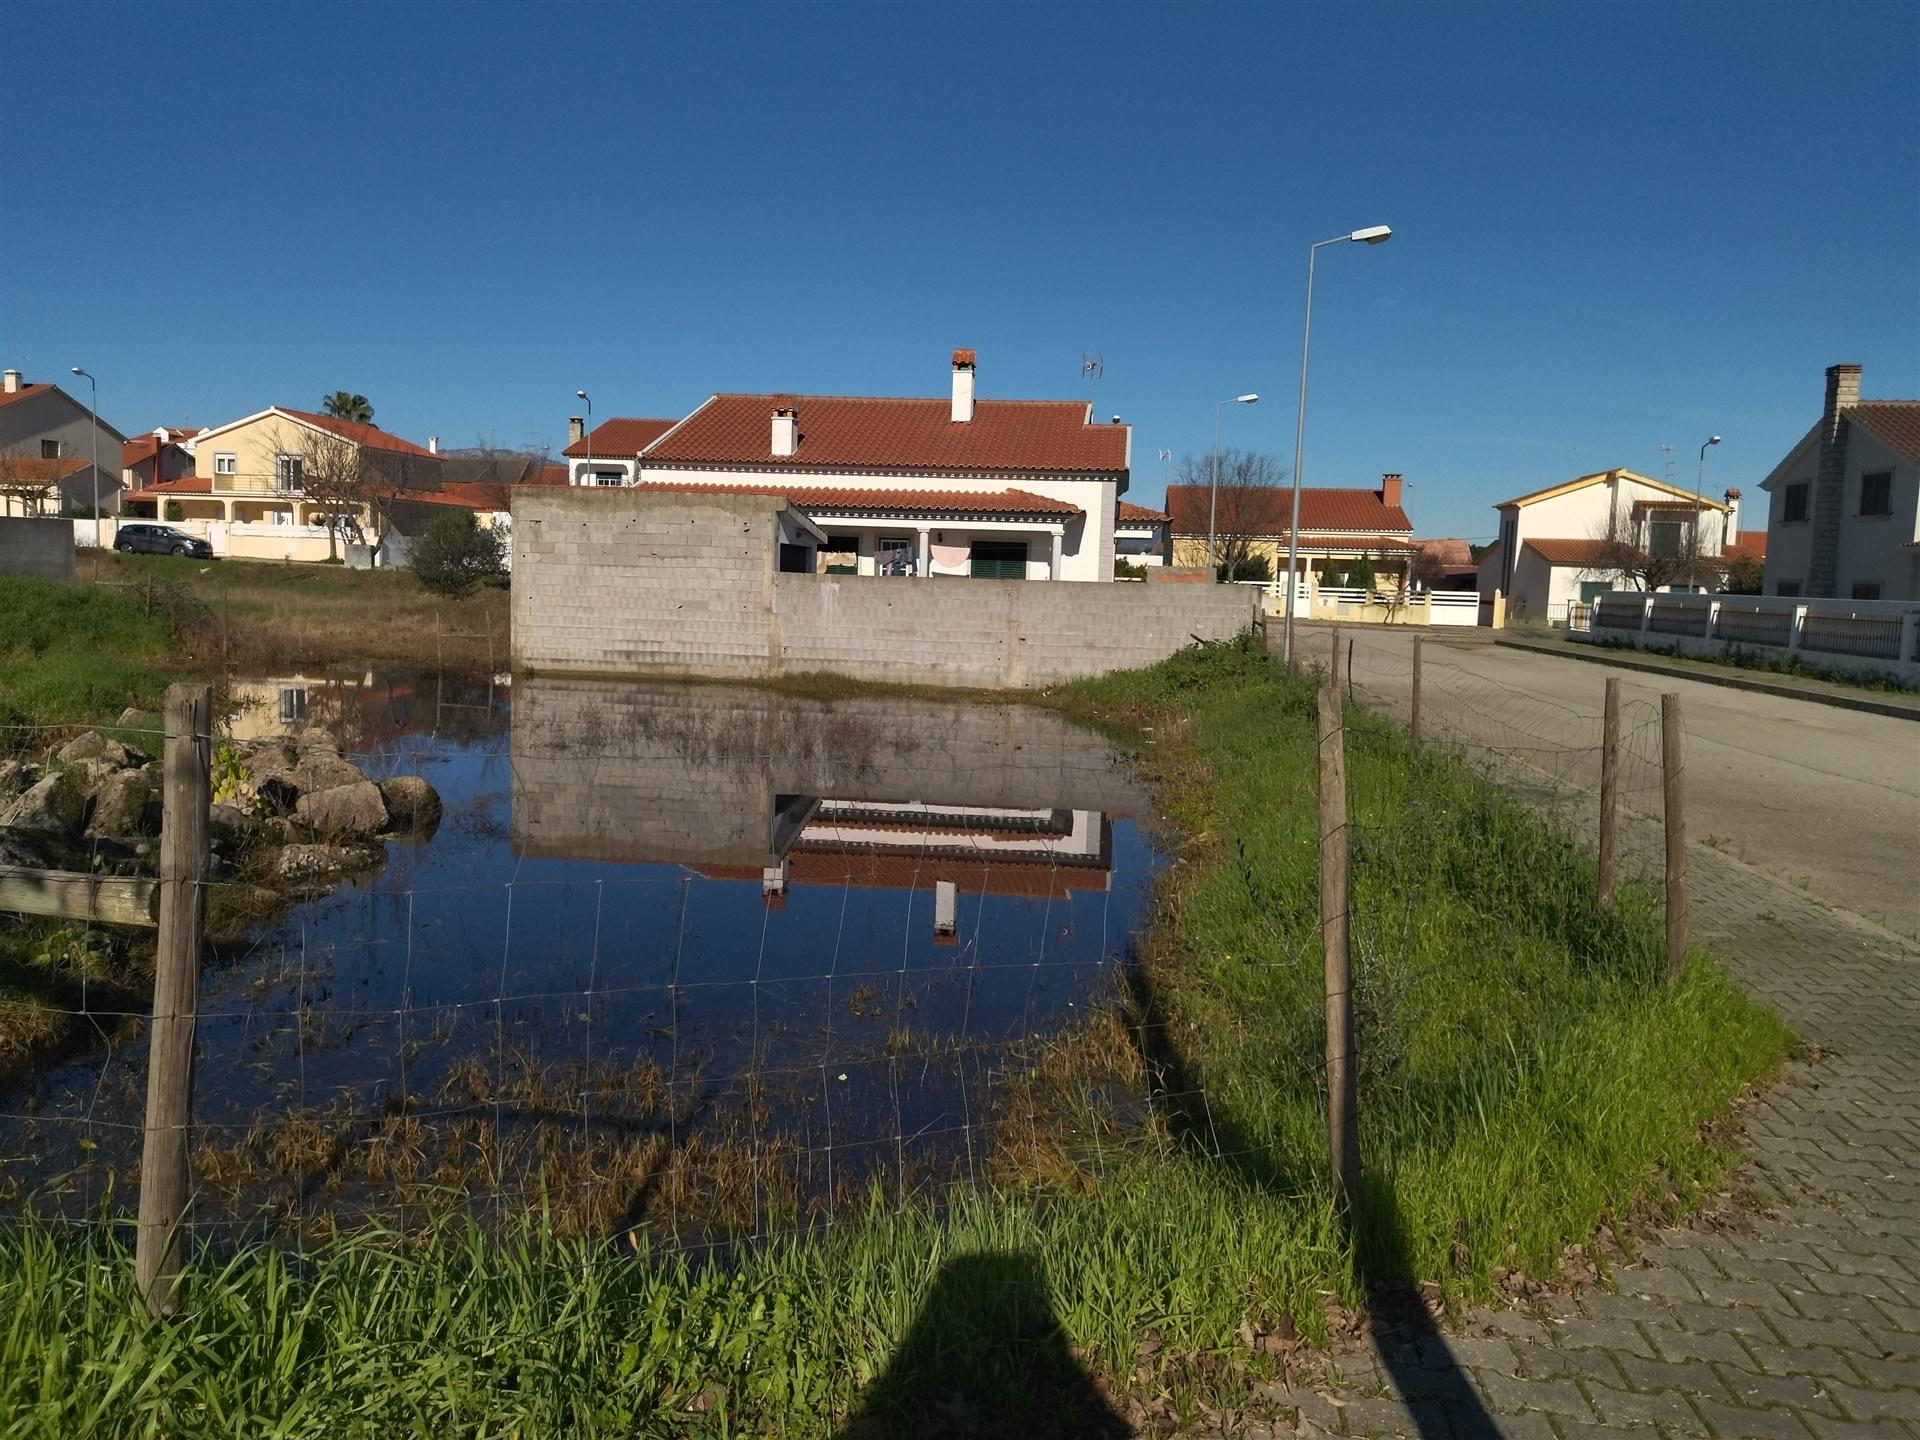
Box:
[617,351,1130,582]
[1759,364,1920,602]
[1475,468,1738,622]
[1115,500,1171,567]
[562,417,679,487]
[1165,474,1415,579]
[121,428,200,493]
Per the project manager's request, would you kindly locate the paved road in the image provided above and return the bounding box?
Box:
[1224,626,1920,1440]
[1306,627,1920,941]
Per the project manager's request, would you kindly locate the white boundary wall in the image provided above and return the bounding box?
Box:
[1581,590,1920,687]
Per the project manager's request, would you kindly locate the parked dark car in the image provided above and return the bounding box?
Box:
[113,523,214,558]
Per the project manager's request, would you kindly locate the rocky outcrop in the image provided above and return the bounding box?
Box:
[294,780,390,837]
[86,769,156,838]
[0,773,87,835]
[377,776,442,837]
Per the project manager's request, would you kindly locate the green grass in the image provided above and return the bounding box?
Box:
[0,575,170,733]
[0,640,1791,1436]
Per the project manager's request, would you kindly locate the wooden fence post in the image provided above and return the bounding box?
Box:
[1661,691,1687,984]
[1317,679,1360,1204]
[1597,678,1620,909]
[1410,635,1423,756]
[1329,625,1343,694]
[136,683,211,1319]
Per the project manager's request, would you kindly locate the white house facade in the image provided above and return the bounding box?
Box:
[623,350,1128,582]
[1477,469,1738,621]
[1759,364,1920,602]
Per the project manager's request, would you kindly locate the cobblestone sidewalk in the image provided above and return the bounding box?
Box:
[1273,776,1920,1438]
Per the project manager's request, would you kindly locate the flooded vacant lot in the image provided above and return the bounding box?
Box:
[1,671,1160,1242]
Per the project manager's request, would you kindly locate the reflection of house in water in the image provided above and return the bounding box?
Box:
[509,678,1143,939]
[224,670,502,746]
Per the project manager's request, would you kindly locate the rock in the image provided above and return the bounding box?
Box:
[296,727,341,754]
[292,752,368,795]
[295,780,389,837]
[208,802,262,841]
[56,731,107,763]
[86,769,156,837]
[0,828,60,869]
[377,776,442,836]
[0,773,86,835]
[0,759,33,797]
[271,843,384,883]
[102,738,147,769]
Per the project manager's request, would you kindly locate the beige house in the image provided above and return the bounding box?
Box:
[127,406,442,540]
[1476,469,1738,622]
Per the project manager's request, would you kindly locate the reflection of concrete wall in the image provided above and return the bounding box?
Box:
[510,676,1149,868]
[0,517,75,583]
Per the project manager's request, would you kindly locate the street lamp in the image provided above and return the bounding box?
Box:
[70,367,101,548]
[1208,394,1260,574]
[575,390,591,486]
[1695,435,1722,579]
[1282,225,1393,667]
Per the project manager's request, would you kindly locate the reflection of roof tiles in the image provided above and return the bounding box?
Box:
[1849,402,1920,464]
[646,394,1127,473]
[563,417,679,459]
[1165,484,1412,535]
[639,482,1083,517]
[1117,501,1170,522]
[697,852,1109,900]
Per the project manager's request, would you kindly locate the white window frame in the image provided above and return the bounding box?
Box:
[214,452,238,475]
[274,453,303,493]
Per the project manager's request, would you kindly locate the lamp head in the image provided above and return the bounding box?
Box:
[1349,225,1393,245]
[70,367,89,378]
[1237,393,1260,404]
[1707,435,1722,446]
[575,390,588,400]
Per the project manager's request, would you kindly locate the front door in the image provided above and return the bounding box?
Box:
[969,540,1028,579]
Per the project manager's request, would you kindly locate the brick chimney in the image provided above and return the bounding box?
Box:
[1721,488,1740,551]
[771,403,798,458]
[1380,473,1404,509]
[567,416,584,446]
[2,370,20,395]
[951,348,976,424]
[1808,363,1861,597]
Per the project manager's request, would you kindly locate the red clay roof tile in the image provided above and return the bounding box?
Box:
[638,481,1082,516]
[1117,501,1169,522]
[274,407,442,460]
[1849,402,1920,465]
[562,417,679,459]
[1165,483,1412,537]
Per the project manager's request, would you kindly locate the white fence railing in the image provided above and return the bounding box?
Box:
[1582,590,1920,685]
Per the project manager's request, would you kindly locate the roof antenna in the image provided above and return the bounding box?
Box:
[1080,352,1103,419]
[1659,442,1673,485]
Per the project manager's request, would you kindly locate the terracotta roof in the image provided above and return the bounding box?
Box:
[1412,537,1474,568]
[695,852,1107,900]
[526,464,570,487]
[0,382,52,411]
[395,482,509,512]
[562,417,679,459]
[1723,530,1768,562]
[122,430,200,468]
[1117,501,1169,523]
[1849,402,1920,465]
[1290,533,1419,551]
[1523,538,1628,566]
[126,475,213,501]
[0,456,89,484]
[1165,483,1413,537]
[274,407,442,460]
[638,481,1082,517]
[645,394,1127,474]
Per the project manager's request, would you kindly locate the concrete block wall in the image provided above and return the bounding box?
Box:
[513,490,1261,689]
[0,517,75,584]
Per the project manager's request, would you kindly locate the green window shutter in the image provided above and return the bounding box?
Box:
[969,541,1029,579]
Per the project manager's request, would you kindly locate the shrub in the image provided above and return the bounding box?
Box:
[1318,560,1344,586]
[164,501,184,522]
[1218,554,1271,583]
[409,512,506,598]
[1114,559,1148,581]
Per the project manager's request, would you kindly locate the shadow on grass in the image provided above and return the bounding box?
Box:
[833,1251,1127,1440]
[1125,957,1503,1440]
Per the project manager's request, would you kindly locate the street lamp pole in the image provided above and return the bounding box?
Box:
[1695,434,1722,578]
[575,390,591,487]
[1282,225,1392,668]
[71,367,100,548]
[1208,393,1259,575]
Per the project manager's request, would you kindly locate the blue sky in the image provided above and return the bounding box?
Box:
[4,0,1915,540]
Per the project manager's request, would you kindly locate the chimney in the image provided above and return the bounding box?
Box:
[771,404,798,458]
[951,348,976,423]
[567,416,584,446]
[1722,488,1740,551]
[427,435,439,454]
[1380,472,1404,509]
[1809,364,1861,597]
[2,370,19,395]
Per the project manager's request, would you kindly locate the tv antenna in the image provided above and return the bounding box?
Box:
[1157,447,1171,487]
[1660,442,1674,484]
[1080,353,1103,416]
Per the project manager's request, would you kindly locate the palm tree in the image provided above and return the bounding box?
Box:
[322,392,375,424]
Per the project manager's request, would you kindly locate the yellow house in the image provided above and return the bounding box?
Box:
[126,406,442,534]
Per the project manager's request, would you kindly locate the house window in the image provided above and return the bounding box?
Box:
[969,540,1029,580]
[214,453,238,475]
[876,537,916,576]
[1859,470,1892,517]
[1851,581,1882,601]
[277,687,309,726]
[40,439,60,459]
[1782,482,1810,523]
[1774,580,1802,597]
[274,454,303,492]
[592,471,623,487]
[1647,517,1685,560]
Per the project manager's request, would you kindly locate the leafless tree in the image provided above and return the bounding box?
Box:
[1585,500,1724,593]
[1175,447,1289,581]
[0,447,59,517]
[269,422,417,561]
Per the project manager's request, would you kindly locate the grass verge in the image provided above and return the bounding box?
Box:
[0,639,1790,1436]
[0,575,170,733]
